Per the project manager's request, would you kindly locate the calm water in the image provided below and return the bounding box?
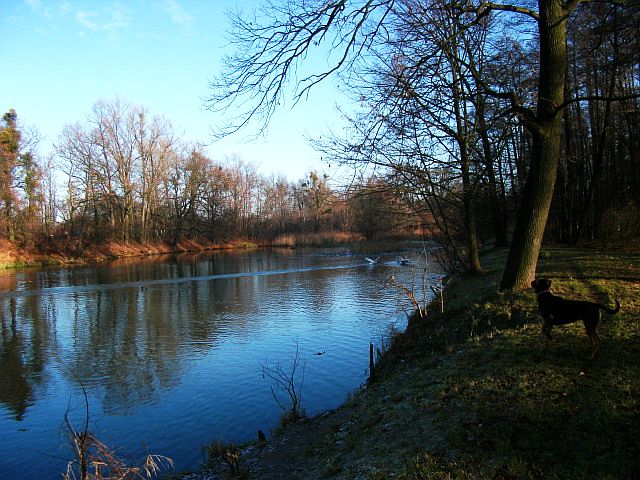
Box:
[0,247,439,479]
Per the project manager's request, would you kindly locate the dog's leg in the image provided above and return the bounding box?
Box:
[588,333,600,359]
[584,315,601,359]
[542,319,553,340]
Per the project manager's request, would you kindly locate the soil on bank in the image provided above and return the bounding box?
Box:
[0,238,262,269]
[179,246,639,480]
[0,232,373,269]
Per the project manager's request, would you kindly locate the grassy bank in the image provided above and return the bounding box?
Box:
[196,246,639,479]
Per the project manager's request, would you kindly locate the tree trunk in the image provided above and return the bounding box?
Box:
[462,173,482,274]
[477,91,508,247]
[450,52,482,275]
[500,0,569,290]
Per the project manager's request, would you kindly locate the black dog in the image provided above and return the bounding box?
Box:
[531,278,620,358]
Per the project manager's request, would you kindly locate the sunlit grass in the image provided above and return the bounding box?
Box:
[379,246,640,479]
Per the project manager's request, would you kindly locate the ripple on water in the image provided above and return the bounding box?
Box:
[0,249,432,478]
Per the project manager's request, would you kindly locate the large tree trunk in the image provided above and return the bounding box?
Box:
[500,128,562,289]
[500,0,570,290]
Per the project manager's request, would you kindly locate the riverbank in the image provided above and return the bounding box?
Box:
[0,238,267,269]
[0,232,372,270]
[182,246,639,479]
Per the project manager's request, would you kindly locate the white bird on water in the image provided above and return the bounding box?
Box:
[365,256,380,264]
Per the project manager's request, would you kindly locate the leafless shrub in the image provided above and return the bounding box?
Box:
[262,341,306,427]
[387,247,438,321]
[62,384,173,480]
[388,274,428,320]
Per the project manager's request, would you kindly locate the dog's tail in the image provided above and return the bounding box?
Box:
[599,299,621,315]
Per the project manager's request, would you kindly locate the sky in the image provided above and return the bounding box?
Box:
[0,0,350,182]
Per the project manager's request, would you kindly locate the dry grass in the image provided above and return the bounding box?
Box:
[270,232,363,247]
[202,440,245,477]
[0,238,52,268]
[63,419,173,480]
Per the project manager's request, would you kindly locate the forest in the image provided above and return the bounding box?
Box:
[0,102,415,254]
[1,0,639,283]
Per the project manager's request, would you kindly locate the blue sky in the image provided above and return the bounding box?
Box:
[1,0,348,181]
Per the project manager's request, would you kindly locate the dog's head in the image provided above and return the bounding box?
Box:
[531,278,552,293]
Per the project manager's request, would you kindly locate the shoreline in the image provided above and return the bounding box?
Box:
[178,246,639,479]
[0,233,419,270]
[0,238,265,270]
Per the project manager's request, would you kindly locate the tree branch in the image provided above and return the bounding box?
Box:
[557,91,640,111]
[206,0,396,138]
[475,1,540,21]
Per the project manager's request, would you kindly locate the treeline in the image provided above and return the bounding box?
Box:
[0,100,414,254]
[210,0,639,285]
[300,0,639,271]
[3,3,638,267]
[549,3,640,243]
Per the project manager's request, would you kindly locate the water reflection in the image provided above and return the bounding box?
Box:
[61,288,182,414]
[0,296,49,421]
[0,248,437,479]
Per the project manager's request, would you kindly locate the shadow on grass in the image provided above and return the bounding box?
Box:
[378,247,640,479]
[434,333,640,479]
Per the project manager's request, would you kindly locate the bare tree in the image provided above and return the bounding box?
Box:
[133,107,174,243]
[208,0,639,290]
[57,99,179,245]
[166,148,211,247]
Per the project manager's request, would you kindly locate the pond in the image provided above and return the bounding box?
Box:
[0,246,440,479]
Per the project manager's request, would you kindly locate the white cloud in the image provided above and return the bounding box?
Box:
[73,3,130,36]
[109,5,130,30]
[75,10,98,30]
[24,0,41,11]
[163,0,193,27]
[24,0,55,20]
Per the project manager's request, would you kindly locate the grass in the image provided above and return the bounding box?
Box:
[202,440,246,478]
[270,232,364,247]
[372,246,640,479]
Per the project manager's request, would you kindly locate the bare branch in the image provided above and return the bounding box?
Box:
[557,91,640,111]
[476,1,540,21]
[262,341,306,423]
[206,0,394,138]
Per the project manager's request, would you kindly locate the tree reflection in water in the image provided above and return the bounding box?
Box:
[0,248,430,478]
[1,295,50,421]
